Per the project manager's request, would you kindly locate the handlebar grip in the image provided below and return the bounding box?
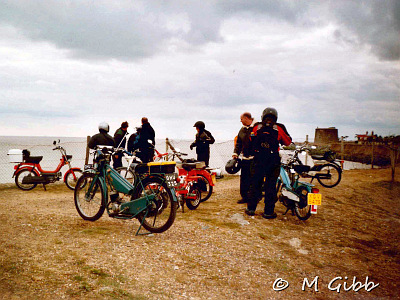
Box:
[181,153,188,156]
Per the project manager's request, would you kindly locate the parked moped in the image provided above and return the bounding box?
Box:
[11,140,83,191]
[162,141,216,202]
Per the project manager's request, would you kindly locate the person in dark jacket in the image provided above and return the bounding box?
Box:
[233,112,256,204]
[245,108,292,219]
[127,126,141,153]
[88,122,115,149]
[112,121,129,169]
[190,121,215,167]
[136,117,155,163]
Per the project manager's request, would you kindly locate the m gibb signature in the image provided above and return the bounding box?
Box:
[273,276,379,293]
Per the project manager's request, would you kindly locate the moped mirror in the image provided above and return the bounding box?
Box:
[53,141,56,145]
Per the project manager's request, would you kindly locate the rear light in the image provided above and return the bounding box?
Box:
[311,188,319,193]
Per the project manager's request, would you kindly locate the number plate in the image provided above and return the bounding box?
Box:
[165,173,178,188]
[307,193,322,205]
[211,174,216,185]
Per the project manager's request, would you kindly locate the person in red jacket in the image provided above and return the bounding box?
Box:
[245,107,292,219]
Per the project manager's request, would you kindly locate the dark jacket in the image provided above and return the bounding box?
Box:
[127,132,139,153]
[250,122,292,162]
[234,120,256,158]
[88,131,115,149]
[136,122,155,149]
[191,129,215,155]
[114,128,128,148]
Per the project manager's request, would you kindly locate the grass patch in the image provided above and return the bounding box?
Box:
[99,287,139,299]
[80,227,111,235]
[72,275,92,292]
[90,268,109,278]
[310,260,324,268]
[258,233,270,240]
[259,258,292,272]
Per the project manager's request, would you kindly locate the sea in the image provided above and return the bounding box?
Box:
[0,136,371,184]
[0,136,234,184]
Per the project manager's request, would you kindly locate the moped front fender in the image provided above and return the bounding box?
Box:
[63,168,82,182]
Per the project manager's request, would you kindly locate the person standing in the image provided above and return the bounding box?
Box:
[136,117,155,163]
[88,122,115,150]
[127,126,141,153]
[190,121,215,167]
[233,112,256,204]
[245,107,292,219]
[112,121,129,169]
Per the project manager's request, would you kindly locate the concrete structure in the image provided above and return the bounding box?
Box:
[314,127,339,145]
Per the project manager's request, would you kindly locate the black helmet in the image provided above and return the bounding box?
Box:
[225,158,241,174]
[261,107,278,122]
[193,121,205,130]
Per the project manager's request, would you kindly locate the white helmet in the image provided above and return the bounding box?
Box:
[98,122,110,133]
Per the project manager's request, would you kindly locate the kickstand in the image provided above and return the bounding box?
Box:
[42,184,47,191]
[283,207,290,215]
[135,210,152,236]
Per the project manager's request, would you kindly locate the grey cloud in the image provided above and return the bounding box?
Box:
[0,0,398,62]
[329,0,400,61]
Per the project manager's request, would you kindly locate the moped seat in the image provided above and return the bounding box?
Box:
[311,155,325,160]
[24,156,43,164]
[293,165,311,174]
[181,162,198,171]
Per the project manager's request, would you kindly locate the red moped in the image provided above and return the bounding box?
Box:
[154,144,216,202]
[12,140,83,191]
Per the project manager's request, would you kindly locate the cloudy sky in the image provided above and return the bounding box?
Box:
[0,0,399,141]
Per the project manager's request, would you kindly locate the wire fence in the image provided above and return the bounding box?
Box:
[0,137,234,184]
[1,136,396,185]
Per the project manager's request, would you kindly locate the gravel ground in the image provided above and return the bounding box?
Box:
[0,167,399,299]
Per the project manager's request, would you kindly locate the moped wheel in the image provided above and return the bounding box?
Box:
[116,167,135,184]
[185,186,201,210]
[134,176,177,233]
[198,175,213,202]
[65,169,83,190]
[316,163,341,188]
[294,186,311,220]
[15,169,38,191]
[74,173,105,221]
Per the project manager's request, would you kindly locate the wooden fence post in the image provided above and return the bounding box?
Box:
[371,143,375,169]
[389,146,400,183]
[341,136,344,161]
[305,135,308,165]
[85,136,90,165]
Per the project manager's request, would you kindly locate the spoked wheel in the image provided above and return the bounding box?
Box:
[65,169,83,190]
[15,169,38,191]
[198,175,213,202]
[134,176,177,233]
[185,186,201,210]
[316,163,341,188]
[294,186,311,221]
[74,173,106,221]
[116,167,135,184]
